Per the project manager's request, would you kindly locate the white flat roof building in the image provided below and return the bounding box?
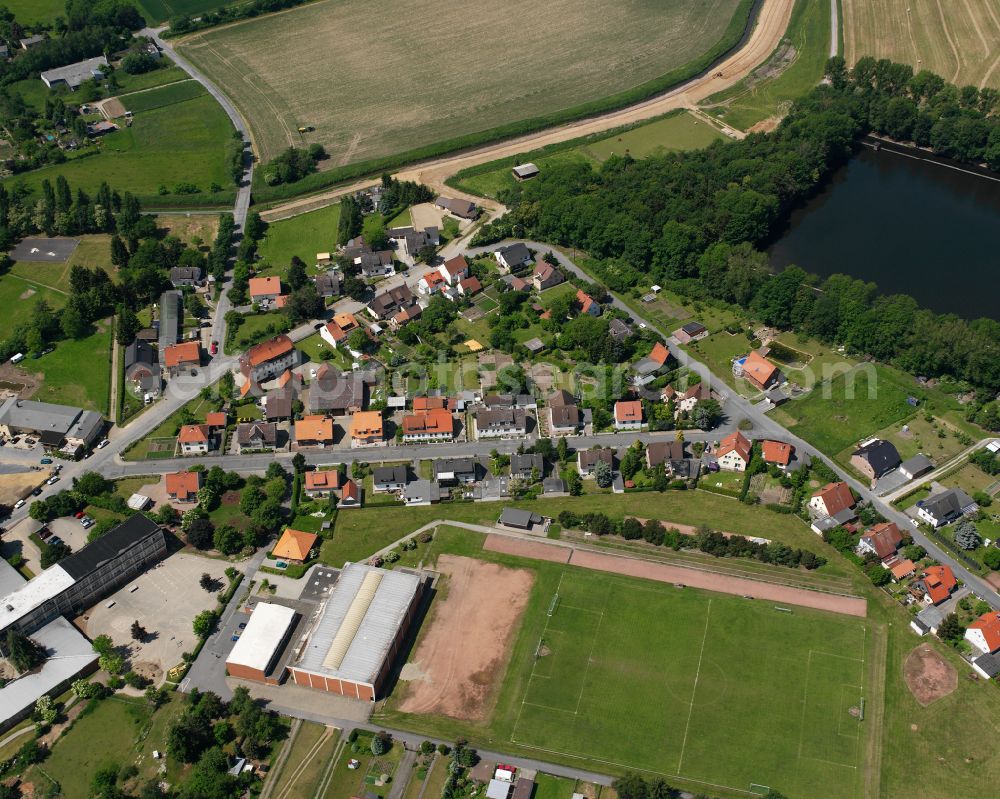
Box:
[226,602,297,682]
[0,565,75,632]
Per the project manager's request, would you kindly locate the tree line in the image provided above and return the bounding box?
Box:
[474,57,1000,394]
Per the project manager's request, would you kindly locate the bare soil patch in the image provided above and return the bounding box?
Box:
[0,471,45,506]
[484,534,570,563]
[398,554,534,721]
[904,643,957,706]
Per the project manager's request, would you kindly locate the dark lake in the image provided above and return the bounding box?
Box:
[768,145,1000,321]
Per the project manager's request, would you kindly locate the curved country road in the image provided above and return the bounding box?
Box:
[261,0,796,221]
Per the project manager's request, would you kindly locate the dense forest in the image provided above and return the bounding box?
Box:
[475,57,1000,396]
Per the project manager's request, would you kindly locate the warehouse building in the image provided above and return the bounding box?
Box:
[0,514,166,637]
[226,603,298,684]
[289,563,424,701]
[0,397,103,451]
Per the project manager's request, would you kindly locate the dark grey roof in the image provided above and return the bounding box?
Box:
[497,243,532,266]
[646,440,685,466]
[434,458,477,478]
[922,488,977,519]
[476,408,527,429]
[681,321,707,336]
[314,273,341,296]
[500,508,542,528]
[900,453,933,477]
[236,422,276,446]
[59,514,161,581]
[308,371,365,412]
[511,453,543,475]
[373,465,408,485]
[169,266,202,283]
[852,439,901,477]
[973,652,1000,678]
[542,477,567,494]
[124,339,156,370]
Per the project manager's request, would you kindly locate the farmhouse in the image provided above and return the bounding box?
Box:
[614,400,643,430]
[240,335,299,382]
[966,611,1000,654]
[351,411,384,447]
[434,196,478,219]
[0,515,166,638]
[512,163,539,180]
[288,563,425,701]
[578,448,614,477]
[249,275,282,303]
[294,416,335,448]
[851,439,902,481]
[856,522,904,562]
[495,243,533,272]
[475,408,527,439]
[734,350,780,391]
[717,431,752,472]
[304,469,342,498]
[165,470,202,502]
[373,465,409,492]
[402,408,454,442]
[273,528,318,564]
[40,56,108,90]
[548,389,582,436]
[225,602,298,684]
[916,487,977,527]
[808,482,856,519]
[162,341,201,377]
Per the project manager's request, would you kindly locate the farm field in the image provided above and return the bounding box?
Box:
[3,90,235,204]
[5,0,63,24]
[258,204,341,271]
[842,0,1000,90]
[702,0,831,130]
[177,0,749,166]
[454,111,725,199]
[382,542,873,799]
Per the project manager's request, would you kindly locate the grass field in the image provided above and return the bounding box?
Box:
[454,111,724,199]
[177,0,747,166]
[120,80,206,113]
[381,537,872,799]
[4,0,64,24]
[26,326,113,413]
[843,0,1000,90]
[0,273,67,339]
[702,0,831,130]
[3,91,235,204]
[258,204,341,270]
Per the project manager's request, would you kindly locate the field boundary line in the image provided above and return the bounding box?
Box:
[676,598,713,775]
[573,592,609,715]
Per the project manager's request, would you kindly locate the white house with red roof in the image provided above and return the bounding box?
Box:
[438,255,470,286]
[613,400,643,431]
[808,482,856,518]
[967,611,1000,654]
[717,431,751,472]
[856,522,904,562]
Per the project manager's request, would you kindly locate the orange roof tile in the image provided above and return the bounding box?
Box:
[889,559,915,580]
[164,470,201,500]
[163,341,200,368]
[244,334,294,367]
[614,400,643,423]
[861,522,903,560]
[649,342,671,366]
[205,412,227,428]
[273,528,317,561]
[274,294,289,308]
[576,289,596,314]
[341,479,360,502]
[249,275,281,298]
[351,411,383,439]
[178,424,210,443]
[969,611,1000,652]
[718,431,752,462]
[813,481,855,516]
[921,565,957,604]
[413,396,446,412]
[294,415,333,443]
[761,440,793,466]
[440,255,468,277]
[423,270,445,288]
[305,470,342,490]
[741,350,778,388]
[403,408,453,435]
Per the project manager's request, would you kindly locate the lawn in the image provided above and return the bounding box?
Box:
[26,695,188,799]
[119,80,205,113]
[782,365,916,457]
[320,489,837,572]
[177,0,749,167]
[258,204,342,272]
[836,413,970,474]
[155,214,220,247]
[0,271,67,339]
[686,331,753,394]
[3,92,236,205]
[379,542,871,799]
[769,332,859,388]
[702,0,832,130]
[24,326,112,413]
[229,311,290,351]
[138,0,232,22]
[322,731,404,799]
[4,0,64,24]
[124,394,217,460]
[296,333,352,370]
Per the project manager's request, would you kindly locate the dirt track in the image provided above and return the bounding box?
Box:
[398,554,534,721]
[484,535,868,617]
[261,0,796,221]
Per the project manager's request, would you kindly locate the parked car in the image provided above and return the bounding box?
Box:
[238,622,247,629]
[49,536,63,546]
[13,499,24,509]
[46,476,59,485]
[210,341,218,355]
[97,439,109,449]
[74,511,85,519]
[40,458,52,464]
[31,488,42,496]
[39,529,51,540]
[231,634,240,642]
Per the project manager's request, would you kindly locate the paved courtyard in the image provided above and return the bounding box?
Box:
[82,552,227,685]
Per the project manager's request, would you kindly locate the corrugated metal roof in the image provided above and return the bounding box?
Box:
[295,563,421,685]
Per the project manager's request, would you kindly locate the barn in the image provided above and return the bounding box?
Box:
[225,603,298,684]
[288,563,424,701]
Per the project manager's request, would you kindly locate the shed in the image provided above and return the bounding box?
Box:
[512,163,539,180]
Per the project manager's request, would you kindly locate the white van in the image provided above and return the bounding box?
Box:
[10,353,24,364]
[13,499,24,509]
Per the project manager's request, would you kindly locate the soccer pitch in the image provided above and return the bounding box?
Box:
[510,570,869,799]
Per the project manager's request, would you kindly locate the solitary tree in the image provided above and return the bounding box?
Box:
[130,620,147,642]
[594,459,613,489]
[954,520,982,551]
[199,573,215,592]
[937,613,965,643]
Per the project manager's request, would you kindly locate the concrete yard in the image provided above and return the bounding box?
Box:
[81,552,228,685]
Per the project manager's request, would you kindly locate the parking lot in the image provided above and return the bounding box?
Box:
[82,552,228,685]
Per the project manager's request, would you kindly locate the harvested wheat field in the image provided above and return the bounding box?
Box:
[177,0,749,165]
[843,0,1000,89]
[903,642,958,706]
[398,554,533,721]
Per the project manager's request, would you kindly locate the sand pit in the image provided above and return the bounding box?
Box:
[398,554,534,721]
[484,534,570,563]
[904,643,957,706]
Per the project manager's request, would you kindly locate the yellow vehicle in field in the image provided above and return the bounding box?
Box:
[297,125,314,133]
